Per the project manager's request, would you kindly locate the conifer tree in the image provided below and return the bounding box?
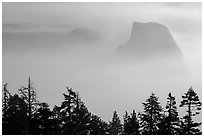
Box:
[51,105,62,134]
[31,102,54,134]
[89,114,108,135]
[158,93,179,134]
[73,95,91,135]
[109,110,122,135]
[2,83,12,134]
[157,112,168,134]
[123,110,140,135]
[179,87,202,135]
[6,94,29,134]
[18,77,39,134]
[60,87,92,134]
[60,87,78,134]
[123,111,129,134]
[140,93,163,135]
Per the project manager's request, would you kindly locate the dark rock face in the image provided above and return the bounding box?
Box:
[117,22,183,59]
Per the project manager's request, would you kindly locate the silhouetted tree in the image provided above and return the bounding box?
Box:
[158,92,179,134]
[60,87,77,134]
[123,111,129,134]
[69,93,92,135]
[2,83,12,134]
[123,110,140,135]
[74,102,91,134]
[60,87,93,134]
[177,119,187,135]
[179,87,202,135]
[6,94,29,134]
[31,102,54,134]
[140,93,163,135]
[89,114,108,135]
[157,113,168,135]
[165,93,179,134]
[2,78,202,135]
[51,105,62,134]
[109,110,122,135]
[18,77,39,134]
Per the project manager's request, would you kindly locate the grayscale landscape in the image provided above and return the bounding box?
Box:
[2,2,202,135]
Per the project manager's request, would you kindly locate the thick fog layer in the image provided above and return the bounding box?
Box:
[2,3,201,122]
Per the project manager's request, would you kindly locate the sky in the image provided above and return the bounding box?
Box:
[2,2,202,122]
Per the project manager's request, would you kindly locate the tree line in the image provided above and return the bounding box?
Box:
[2,77,202,135]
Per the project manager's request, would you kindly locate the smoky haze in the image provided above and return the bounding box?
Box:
[2,2,201,122]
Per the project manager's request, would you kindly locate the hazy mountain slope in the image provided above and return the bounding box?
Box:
[117,22,183,60]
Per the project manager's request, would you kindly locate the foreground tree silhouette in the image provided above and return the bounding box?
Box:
[109,110,122,135]
[73,100,92,134]
[51,86,109,135]
[18,77,39,134]
[2,83,12,134]
[31,102,56,134]
[157,93,179,134]
[6,94,29,134]
[140,93,163,135]
[165,93,180,134]
[123,110,140,135]
[59,87,93,134]
[2,80,202,135]
[51,105,62,134]
[89,114,108,134]
[179,87,202,135]
[60,87,78,134]
[123,111,129,134]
